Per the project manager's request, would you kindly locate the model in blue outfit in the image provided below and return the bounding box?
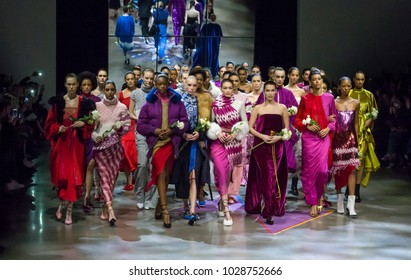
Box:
[115,6,135,64]
[152,2,169,64]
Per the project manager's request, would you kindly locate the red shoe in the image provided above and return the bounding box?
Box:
[323,199,332,208]
[123,184,134,191]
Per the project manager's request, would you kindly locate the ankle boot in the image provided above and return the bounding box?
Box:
[344,186,348,200]
[355,184,362,203]
[337,194,344,214]
[289,177,299,196]
[347,195,357,216]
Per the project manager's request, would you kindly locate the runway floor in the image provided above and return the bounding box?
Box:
[1,144,411,260]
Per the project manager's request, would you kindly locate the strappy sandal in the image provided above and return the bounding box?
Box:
[107,203,116,226]
[161,204,171,228]
[222,199,233,226]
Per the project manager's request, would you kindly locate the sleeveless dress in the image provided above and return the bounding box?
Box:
[331,110,360,189]
[183,16,198,51]
[245,114,288,218]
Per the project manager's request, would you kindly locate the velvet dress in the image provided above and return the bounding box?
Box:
[245,114,288,218]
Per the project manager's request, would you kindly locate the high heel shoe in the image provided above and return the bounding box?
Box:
[222,200,233,226]
[323,198,332,208]
[265,218,274,225]
[188,213,200,226]
[100,204,108,220]
[317,197,323,213]
[217,199,224,217]
[107,204,116,226]
[161,205,171,228]
[64,203,73,225]
[154,203,162,220]
[309,205,318,217]
[56,202,65,220]
[83,196,93,214]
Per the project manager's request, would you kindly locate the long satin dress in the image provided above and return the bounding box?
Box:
[245,114,288,218]
[349,88,380,187]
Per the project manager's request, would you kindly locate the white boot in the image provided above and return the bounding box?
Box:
[347,195,357,216]
[337,194,344,214]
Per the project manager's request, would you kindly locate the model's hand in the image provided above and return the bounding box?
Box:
[307,124,320,133]
[224,133,236,143]
[58,125,67,133]
[318,127,330,138]
[112,124,119,132]
[95,136,103,144]
[71,121,84,128]
[217,131,226,143]
[154,128,163,136]
[364,119,373,129]
[159,127,171,138]
[186,131,199,141]
[262,134,274,144]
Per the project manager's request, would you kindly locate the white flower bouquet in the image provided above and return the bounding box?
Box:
[302,115,319,126]
[288,106,298,115]
[169,120,185,130]
[365,108,378,120]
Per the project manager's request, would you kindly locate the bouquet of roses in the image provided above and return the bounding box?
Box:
[302,115,319,126]
[71,110,100,125]
[288,106,298,115]
[179,118,210,152]
[365,108,378,120]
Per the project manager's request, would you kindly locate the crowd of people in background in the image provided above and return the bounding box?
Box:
[113,0,221,67]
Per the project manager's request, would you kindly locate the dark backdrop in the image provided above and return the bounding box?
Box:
[56,1,108,93]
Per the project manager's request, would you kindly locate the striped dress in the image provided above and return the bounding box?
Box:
[92,97,130,204]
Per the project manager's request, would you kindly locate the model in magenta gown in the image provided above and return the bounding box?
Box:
[245,114,288,219]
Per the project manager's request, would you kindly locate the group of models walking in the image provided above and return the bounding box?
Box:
[45,65,380,228]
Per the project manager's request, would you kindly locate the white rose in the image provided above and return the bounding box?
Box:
[91,110,100,120]
[176,121,184,130]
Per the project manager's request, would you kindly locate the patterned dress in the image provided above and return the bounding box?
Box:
[210,95,244,197]
[331,110,360,189]
[92,97,130,204]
